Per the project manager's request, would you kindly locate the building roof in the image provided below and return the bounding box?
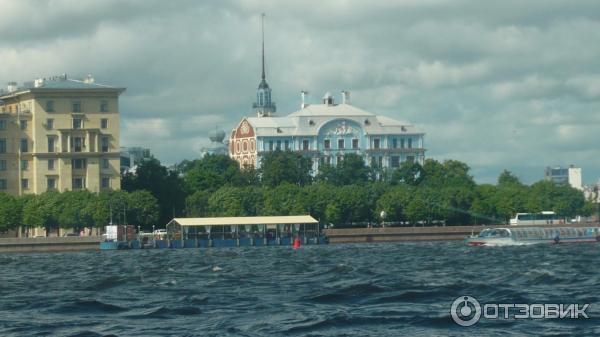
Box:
[244,102,422,137]
[0,75,124,98]
[288,103,375,117]
[167,215,318,227]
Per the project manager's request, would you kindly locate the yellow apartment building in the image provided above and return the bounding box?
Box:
[0,74,124,196]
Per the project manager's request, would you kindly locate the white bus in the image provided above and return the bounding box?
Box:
[509,211,564,226]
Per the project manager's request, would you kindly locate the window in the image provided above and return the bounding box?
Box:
[20,120,27,130]
[20,139,28,153]
[276,140,281,150]
[352,139,359,149]
[0,179,6,190]
[302,139,309,150]
[100,100,109,112]
[101,137,109,152]
[0,120,5,130]
[73,118,82,129]
[325,156,331,165]
[102,158,109,169]
[401,139,405,149]
[408,138,413,149]
[47,178,56,190]
[284,140,289,150]
[324,139,331,150]
[0,160,6,171]
[407,156,415,162]
[391,156,400,168]
[46,100,55,112]
[21,160,28,171]
[72,178,84,189]
[47,137,55,153]
[378,156,383,167]
[268,140,273,151]
[72,101,82,113]
[48,159,55,171]
[337,155,343,164]
[72,158,87,169]
[392,138,398,149]
[0,139,5,153]
[46,118,54,130]
[101,118,108,129]
[373,138,380,149]
[21,179,29,190]
[338,139,345,149]
[73,137,83,152]
[101,177,110,189]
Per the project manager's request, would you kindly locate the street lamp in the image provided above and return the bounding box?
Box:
[380,210,387,228]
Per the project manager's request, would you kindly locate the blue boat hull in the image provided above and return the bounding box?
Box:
[101,236,328,250]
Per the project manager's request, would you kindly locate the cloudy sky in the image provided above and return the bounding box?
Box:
[1,0,599,184]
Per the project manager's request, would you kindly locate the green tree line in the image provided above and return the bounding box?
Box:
[0,190,159,233]
[121,153,593,227]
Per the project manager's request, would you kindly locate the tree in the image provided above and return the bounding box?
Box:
[22,191,60,234]
[185,190,211,217]
[184,155,249,192]
[122,157,186,225]
[127,190,160,228]
[316,153,370,185]
[260,150,312,187]
[57,190,95,231]
[207,186,262,217]
[470,184,500,224]
[0,193,22,232]
[376,186,412,222]
[84,190,129,227]
[391,161,424,186]
[497,169,523,187]
[262,183,307,216]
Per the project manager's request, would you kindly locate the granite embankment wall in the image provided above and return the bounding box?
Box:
[324,223,599,243]
[0,236,103,253]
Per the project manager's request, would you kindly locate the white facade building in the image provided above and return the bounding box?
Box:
[230,92,425,172]
[544,165,582,190]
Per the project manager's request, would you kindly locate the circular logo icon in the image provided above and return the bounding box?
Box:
[451,296,481,326]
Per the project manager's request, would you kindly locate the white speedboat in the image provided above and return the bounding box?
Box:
[466,227,600,247]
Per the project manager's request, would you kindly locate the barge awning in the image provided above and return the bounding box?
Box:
[167,215,318,227]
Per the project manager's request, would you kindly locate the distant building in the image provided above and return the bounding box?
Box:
[544,165,582,190]
[583,180,600,203]
[230,92,425,172]
[200,127,228,157]
[120,146,151,171]
[228,16,425,172]
[0,74,124,195]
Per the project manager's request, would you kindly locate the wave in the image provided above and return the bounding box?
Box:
[56,299,128,314]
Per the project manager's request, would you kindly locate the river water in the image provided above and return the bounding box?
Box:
[0,242,599,336]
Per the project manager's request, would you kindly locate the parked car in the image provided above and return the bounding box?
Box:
[153,229,167,235]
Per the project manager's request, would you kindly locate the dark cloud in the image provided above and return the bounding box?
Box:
[1,0,599,184]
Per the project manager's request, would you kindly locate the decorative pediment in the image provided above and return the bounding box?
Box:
[325,120,358,137]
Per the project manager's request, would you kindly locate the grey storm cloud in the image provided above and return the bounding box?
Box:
[1,0,600,184]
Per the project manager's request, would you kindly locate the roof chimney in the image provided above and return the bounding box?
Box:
[84,74,94,84]
[301,90,309,109]
[341,90,350,104]
[7,82,17,93]
[323,92,334,106]
[34,78,45,88]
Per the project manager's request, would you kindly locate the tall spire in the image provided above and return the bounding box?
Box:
[261,13,265,80]
[253,13,276,117]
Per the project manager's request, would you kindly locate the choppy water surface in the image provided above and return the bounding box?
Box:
[1,242,599,336]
